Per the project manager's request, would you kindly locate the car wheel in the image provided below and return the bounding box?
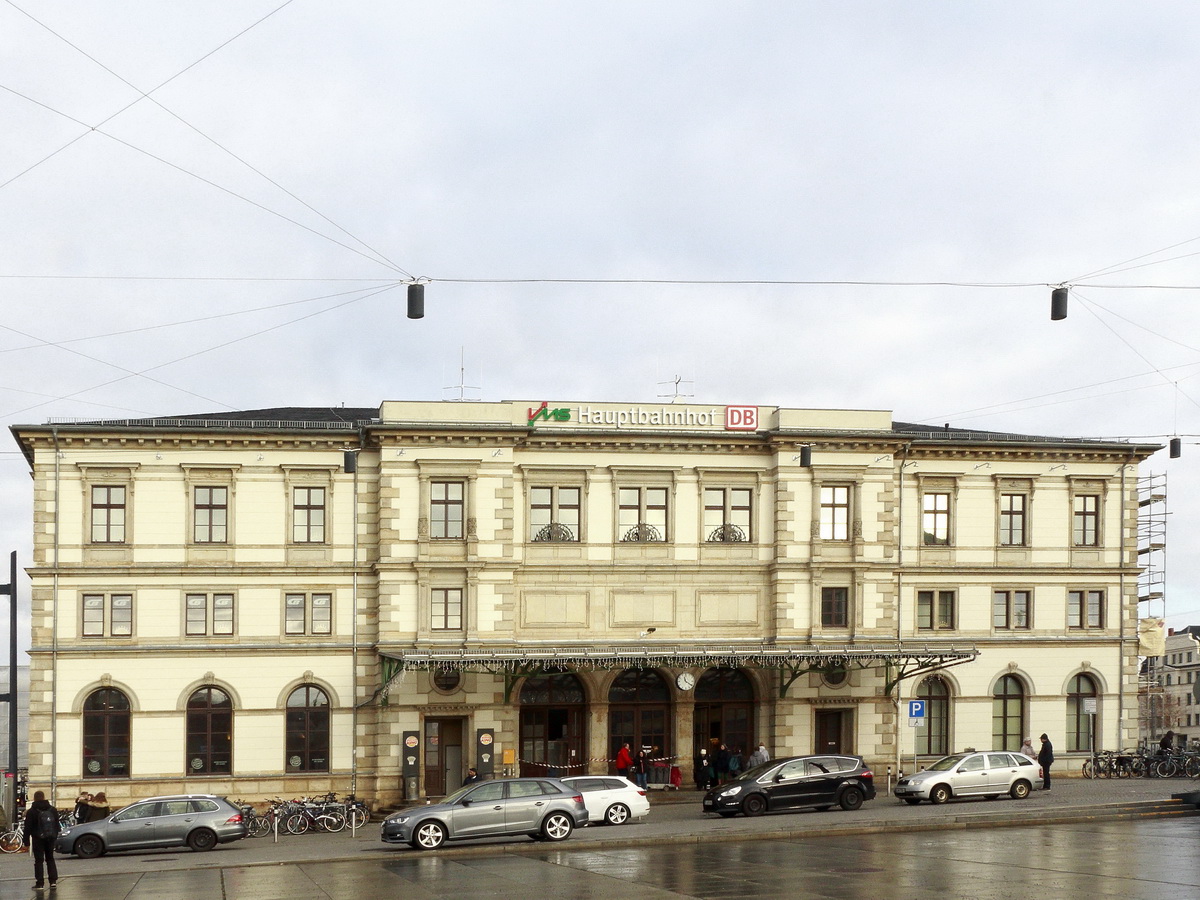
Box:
[541,812,574,842]
[903,798,922,806]
[412,821,447,850]
[930,784,951,805]
[1010,780,1031,800]
[742,794,767,817]
[187,828,217,852]
[604,803,630,826]
[839,788,864,812]
[74,834,104,859]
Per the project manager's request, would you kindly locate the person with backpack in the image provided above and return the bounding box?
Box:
[728,747,744,778]
[21,789,59,891]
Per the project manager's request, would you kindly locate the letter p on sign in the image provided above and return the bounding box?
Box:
[725,406,758,431]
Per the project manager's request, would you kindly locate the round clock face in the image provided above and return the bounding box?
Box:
[676,672,695,691]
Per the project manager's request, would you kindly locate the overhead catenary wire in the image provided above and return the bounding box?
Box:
[3,0,411,279]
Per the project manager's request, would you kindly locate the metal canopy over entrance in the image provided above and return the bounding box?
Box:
[378,642,979,700]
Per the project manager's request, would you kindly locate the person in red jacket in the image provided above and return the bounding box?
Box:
[615,742,632,778]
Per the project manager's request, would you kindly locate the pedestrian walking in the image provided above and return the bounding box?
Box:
[86,791,110,822]
[615,742,632,778]
[632,748,649,789]
[22,789,60,891]
[1038,733,1054,791]
[694,748,709,789]
[1019,737,1036,760]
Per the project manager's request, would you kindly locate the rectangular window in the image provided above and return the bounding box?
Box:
[285,592,332,635]
[921,492,950,546]
[193,486,228,543]
[819,486,850,541]
[703,487,753,542]
[821,587,849,628]
[617,487,668,542]
[993,590,1031,629]
[529,486,580,541]
[430,480,465,539]
[1073,495,1100,546]
[432,588,463,630]
[1068,589,1104,628]
[91,485,127,543]
[292,487,326,543]
[186,593,235,636]
[82,593,133,637]
[999,494,1026,546]
[917,590,955,630]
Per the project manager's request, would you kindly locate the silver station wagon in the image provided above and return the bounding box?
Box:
[894,751,1041,804]
[56,794,247,857]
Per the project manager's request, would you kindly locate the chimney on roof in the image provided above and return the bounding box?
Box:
[1169,628,1175,636]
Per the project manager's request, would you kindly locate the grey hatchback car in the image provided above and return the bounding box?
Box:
[893,751,1041,804]
[56,794,247,857]
[380,777,589,850]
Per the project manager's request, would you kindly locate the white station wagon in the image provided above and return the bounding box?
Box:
[894,751,1041,804]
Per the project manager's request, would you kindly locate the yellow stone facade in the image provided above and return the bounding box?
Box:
[11,400,1157,807]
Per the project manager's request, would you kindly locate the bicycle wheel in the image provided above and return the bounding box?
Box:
[1155,759,1176,778]
[0,830,23,853]
[1081,759,1094,779]
[285,812,310,835]
[1129,756,1146,777]
[348,806,368,829]
[1099,758,1113,778]
[1186,756,1200,779]
[316,810,346,833]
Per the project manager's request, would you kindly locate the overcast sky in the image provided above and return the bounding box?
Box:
[3,2,1198,654]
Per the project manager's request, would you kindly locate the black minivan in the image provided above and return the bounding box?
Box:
[702,754,875,817]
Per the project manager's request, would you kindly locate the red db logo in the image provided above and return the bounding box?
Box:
[725,406,758,431]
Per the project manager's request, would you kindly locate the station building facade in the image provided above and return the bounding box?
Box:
[11,400,1159,805]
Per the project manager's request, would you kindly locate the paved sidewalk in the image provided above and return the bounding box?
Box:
[2,775,1194,886]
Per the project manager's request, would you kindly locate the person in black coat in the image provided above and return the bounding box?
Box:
[22,790,60,890]
[1037,733,1055,791]
[461,767,482,786]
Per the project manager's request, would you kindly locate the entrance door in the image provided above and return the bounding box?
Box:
[424,718,464,797]
[814,709,852,755]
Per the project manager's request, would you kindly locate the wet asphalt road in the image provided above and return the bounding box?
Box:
[0,778,1196,899]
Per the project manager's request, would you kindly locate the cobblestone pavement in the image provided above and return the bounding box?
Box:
[0,776,1193,891]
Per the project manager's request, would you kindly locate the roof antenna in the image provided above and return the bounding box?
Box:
[443,348,481,401]
[657,374,694,404]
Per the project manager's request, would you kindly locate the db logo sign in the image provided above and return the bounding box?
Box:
[725,406,758,431]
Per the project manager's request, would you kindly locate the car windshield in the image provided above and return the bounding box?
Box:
[734,761,783,782]
[441,784,477,805]
[926,754,969,771]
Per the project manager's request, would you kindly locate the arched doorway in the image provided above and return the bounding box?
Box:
[608,669,671,768]
[519,671,586,777]
[693,667,754,760]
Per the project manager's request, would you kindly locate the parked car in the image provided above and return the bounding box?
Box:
[380,777,589,850]
[893,751,1040,804]
[702,754,876,817]
[560,775,650,825]
[55,794,247,858]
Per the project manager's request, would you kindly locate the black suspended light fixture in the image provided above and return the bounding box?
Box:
[407,281,425,319]
[1050,286,1069,320]
[1170,437,1182,459]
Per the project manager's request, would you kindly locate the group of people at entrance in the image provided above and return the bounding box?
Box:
[693,741,768,789]
[615,743,652,788]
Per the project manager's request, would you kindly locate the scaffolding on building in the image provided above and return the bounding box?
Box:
[1137,472,1167,619]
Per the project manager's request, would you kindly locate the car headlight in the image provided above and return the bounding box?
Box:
[717,786,742,798]
[388,816,408,824]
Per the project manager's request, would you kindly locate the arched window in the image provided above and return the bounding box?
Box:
[286,684,330,772]
[1067,674,1098,752]
[991,675,1024,752]
[916,677,950,756]
[519,672,586,777]
[694,668,754,760]
[186,686,232,775]
[608,669,671,766]
[83,688,130,779]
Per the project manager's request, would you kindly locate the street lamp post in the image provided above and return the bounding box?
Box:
[0,552,18,824]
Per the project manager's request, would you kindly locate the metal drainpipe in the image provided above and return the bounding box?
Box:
[51,427,61,800]
[1118,459,1131,751]
[894,444,910,778]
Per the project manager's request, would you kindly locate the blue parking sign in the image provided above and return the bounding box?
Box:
[908,700,925,718]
